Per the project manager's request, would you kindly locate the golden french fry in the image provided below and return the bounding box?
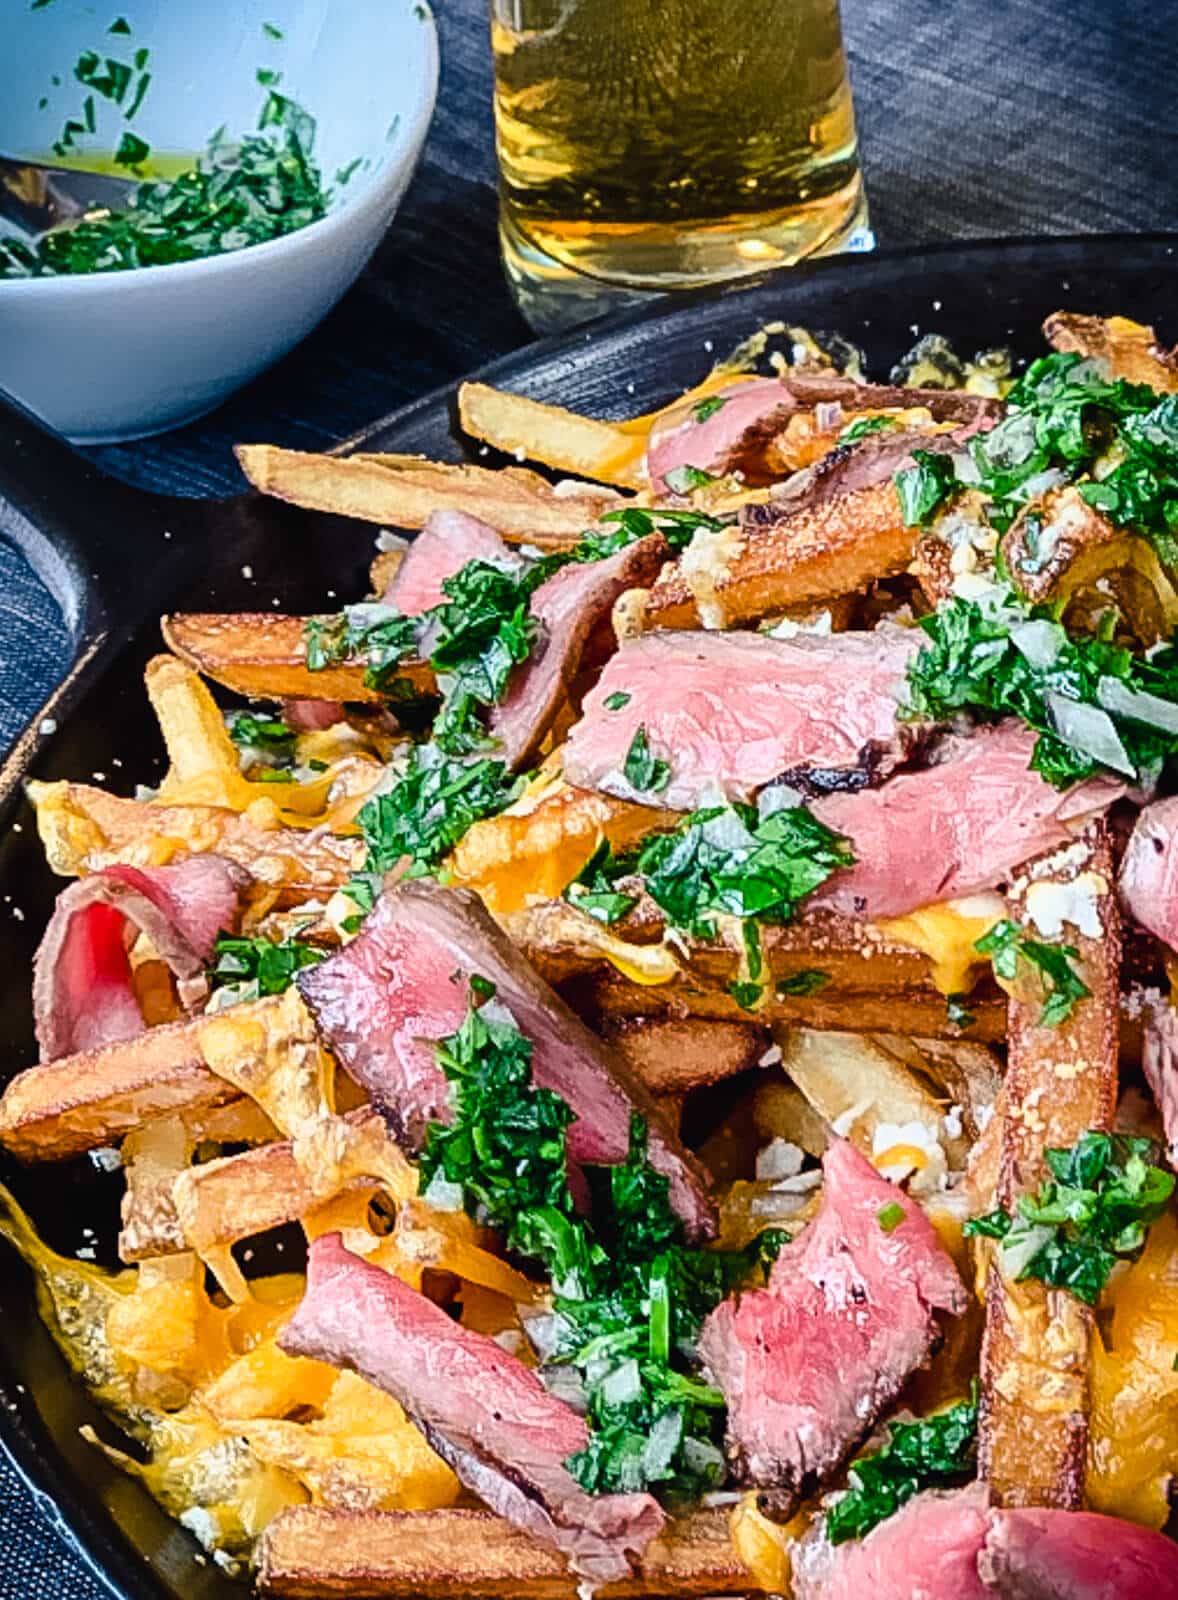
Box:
[237,443,625,543]
[978,822,1120,1510]
[1043,311,1178,391]
[641,479,913,630]
[29,780,360,895]
[145,655,386,825]
[257,1504,756,1598]
[458,382,650,491]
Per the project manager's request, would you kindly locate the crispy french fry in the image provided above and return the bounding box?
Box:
[600,1017,770,1094]
[0,1008,239,1160]
[161,613,435,705]
[458,382,650,491]
[579,966,1009,1043]
[29,780,359,897]
[640,480,912,630]
[1001,488,1178,644]
[978,821,1120,1509]
[1043,311,1178,391]
[119,1098,278,1262]
[237,443,626,542]
[145,655,387,824]
[773,1028,969,1188]
[257,1505,757,1598]
[170,1108,413,1271]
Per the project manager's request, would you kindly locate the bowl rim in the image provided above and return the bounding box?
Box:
[0,0,439,298]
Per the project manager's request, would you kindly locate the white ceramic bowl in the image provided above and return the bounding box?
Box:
[0,0,438,443]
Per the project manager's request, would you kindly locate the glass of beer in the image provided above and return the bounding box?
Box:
[490,0,873,333]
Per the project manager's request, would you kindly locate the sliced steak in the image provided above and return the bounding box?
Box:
[490,532,668,771]
[382,509,514,614]
[298,879,715,1239]
[1141,995,1178,1165]
[779,372,1004,428]
[812,722,1125,920]
[699,1138,965,1499]
[978,1505,1178,1598]
[32,856,246,1062]
[794,1484,1178,1600]
[1119,795,1178,951]
[792,1485,994,1600]
[646,377,795,494]
[563,627,919,811]
[280,1233,665,1585]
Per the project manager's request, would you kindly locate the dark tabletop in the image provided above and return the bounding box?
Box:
[1,0,1176,1591]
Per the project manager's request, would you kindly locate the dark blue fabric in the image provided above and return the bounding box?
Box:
[1,0,1176,1591]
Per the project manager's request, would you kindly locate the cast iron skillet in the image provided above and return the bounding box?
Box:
[1,235,1176,1599]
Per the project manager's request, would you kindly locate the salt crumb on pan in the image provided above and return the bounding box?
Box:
[11,907,24,922]
[241,564,253,579]
[162,529,172,539]
[39,717,56,735]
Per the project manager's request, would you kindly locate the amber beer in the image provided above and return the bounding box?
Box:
[490,0,871,331]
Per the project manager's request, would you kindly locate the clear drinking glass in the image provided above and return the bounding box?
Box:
[490,0,873,333]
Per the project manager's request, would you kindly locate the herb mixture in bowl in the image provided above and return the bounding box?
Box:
[0,90,329,279]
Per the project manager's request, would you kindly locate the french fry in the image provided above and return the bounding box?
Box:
[119,1098,278,1262]
[145,655,387,825]
[237,444,626,542]
[161,613,434,705]
[579,966,1009,1042]
[257,1505,757,1598]
[1001,488,1178,644]
[0,1008,240,1160]
[640,480,913,630]
[773,1029,969,1188]
[1043,311,1178,391]
[29,780,360,897]
[978,821,1120,1509]
[600,1017,770,1094]
[458,382,650,491]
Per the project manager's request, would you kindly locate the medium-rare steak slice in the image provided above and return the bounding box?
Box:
[792,1485,994,1600]
[812,722,1124,920]
[564,627,920,811]
[490,532,668,770]
[280,1233,665,1585]
[1119,794,1178,951]
[298,879,715,1239]
[793,1482,1178,1600]
[381,509,514,614]
[699,1138,965,1500]
[32,855,246,1062]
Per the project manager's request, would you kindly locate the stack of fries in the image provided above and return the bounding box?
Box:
[3,309,1178,1599]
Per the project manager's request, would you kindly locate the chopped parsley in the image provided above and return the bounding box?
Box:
[693,395,728,423]
[974,918,1089,1027]
[564,839,638,926]
[226,711,296,759]
[895,449,957,526]
[892,352,1178,555]
[904,583,1178,788]
[603,691,631,712]
[837,414,897,445]
[946,994,976,1029]
[209,932,325,999]
[876,1202,905,1233]
[964,1132,1174,1304]
[825,1390,979,1544]
[777,969,831,997]
[623,725,671,795]
[343,745,523,920]
[635,804,853,940]
[421,987,788,1501]
[664,464,718,495]
[1,92,327,278]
